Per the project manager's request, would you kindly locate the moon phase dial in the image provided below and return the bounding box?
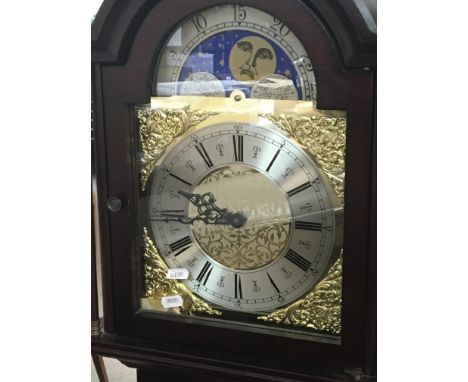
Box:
[149,123,336,312]
[154,5,316,100]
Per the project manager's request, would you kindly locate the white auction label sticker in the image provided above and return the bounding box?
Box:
[166,268,189,279]
[161,295,183,308]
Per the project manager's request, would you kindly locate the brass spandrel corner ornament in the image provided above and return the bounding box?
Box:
[257,111,345,333]
[259,113,346,204]
[258,252,343,334]
[137,108,218,191]
[143,227,222,316]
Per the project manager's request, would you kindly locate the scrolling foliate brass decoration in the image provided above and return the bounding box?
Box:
[190,166,292,270]
[259,113,346,204]
[143,227,221,316]
[258,253,342,333]
[257,112,345,332]
[137,108,217,191]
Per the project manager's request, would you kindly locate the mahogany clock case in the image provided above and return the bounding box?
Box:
[92,0,376,379]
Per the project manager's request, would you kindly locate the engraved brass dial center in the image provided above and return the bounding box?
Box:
[189,164,292,271]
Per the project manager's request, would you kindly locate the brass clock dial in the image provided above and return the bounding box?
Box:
[148,122,337,312]
[142,4,345,328]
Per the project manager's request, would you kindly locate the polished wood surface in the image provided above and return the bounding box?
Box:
[92,191,108,382]
[93,333,378,382]
[92,194,99,324]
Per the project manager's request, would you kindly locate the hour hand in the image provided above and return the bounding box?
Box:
[177,190,246,228]
[177,189,215,210]
[177,189,219,214]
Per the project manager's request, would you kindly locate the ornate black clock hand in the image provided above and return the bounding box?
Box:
[151,191,246,227]
[150,213,196,225]
[177,190,246,228]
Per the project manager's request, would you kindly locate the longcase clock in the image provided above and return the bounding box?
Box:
[92,1,376,381]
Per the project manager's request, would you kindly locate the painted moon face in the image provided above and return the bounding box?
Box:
[229,36,276,82]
